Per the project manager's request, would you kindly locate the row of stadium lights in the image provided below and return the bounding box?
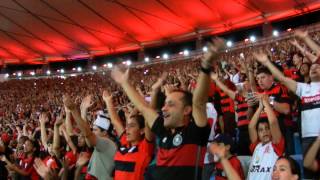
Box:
[5,29,287,78]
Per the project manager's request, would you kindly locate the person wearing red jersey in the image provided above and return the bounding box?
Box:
[102,89,154,180]
[1,138,40,180]
[209,134,244,180]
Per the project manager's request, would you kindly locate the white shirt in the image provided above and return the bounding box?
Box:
[247,138,284,180]
[203,103,218,164]
[296,82,320,138]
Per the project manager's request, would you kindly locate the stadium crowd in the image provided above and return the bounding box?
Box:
[0,28,319,180]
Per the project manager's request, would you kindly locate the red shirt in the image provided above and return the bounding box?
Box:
[19,156,39,180]
[43,156,58,169]
[114,133,154,180]
[215,156,245,180]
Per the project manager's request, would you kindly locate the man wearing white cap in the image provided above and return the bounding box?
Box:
[63,95,117,180]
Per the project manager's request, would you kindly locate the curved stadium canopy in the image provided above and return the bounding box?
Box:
[0,0,319,65]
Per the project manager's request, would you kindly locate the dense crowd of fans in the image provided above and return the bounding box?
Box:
[0,27,320,180]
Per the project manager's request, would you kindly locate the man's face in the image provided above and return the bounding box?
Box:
[257,122,271,144]
[257,73,274,90]
[293,54,302,66]
[125,117,143,144]
[161,92,190,128]
[309,63,320,81]
[92,125,105,137]
[24,140,34,154]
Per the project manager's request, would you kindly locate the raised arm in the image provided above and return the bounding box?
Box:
[209,143,242,180]
[52,113,64,158]
[39,113,49,150]
[150,73,167,109]
[248,96,264,143]
[211,72,236,100]
[303,135,320,172]
[64,106,73,136]
[63,95,97,147]
[253,51,297,93]
[102,90,125,137]
[193,38,225,127]
[111,68,158,128]
[295,30,320,57]
[80,95,94,122]
[61,125,77,154]
[290,39,317,63]
[261,95,282,144]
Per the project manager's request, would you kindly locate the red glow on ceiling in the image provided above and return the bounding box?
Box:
[0,0,318,65]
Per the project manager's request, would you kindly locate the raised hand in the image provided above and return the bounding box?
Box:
[210,72,219,81]
[202,37,225,68]
[54,111,64,127]
[76,152,90,167]
[253,51,269,65]
[289,39,299,46]
[294,29,308,39]
[80,95,93,110]
[102,90,113,103]
[151,72,168,91]
[33,158,51,179]
[39,113,49,124]
[209,143,226,160]
[63,95,77,111]
[111,66,129,84]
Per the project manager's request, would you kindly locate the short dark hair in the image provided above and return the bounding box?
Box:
[171,90,193,107]
[256,118,269,131]
[257,67,272,76]
[130,114,145,129]
[277,155,301,178]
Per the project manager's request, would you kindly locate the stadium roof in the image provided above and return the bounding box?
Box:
[0,0,319,65]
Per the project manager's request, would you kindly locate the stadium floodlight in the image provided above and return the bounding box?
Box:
[77,67,82,72]
[107,63,113,68]
[202,46,208,52]
[183,50,189,56]
[92,65,97,70]
[30,72,35,76]
[226,41,233,47]
[144,57,150,62]
[46,70,51,75]
[250,36,256,42]
[273,30,279,37]
[163,53,169,60]
[60,69,64,74]
[126,60,132,66]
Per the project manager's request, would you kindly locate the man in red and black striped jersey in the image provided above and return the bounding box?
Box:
[211,73,251,155]
[111,38,226,180]
[255,67,293,154]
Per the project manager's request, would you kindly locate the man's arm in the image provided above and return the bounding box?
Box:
[111,68,158,128]
[103,90,125,137]
[248,97,263,143]
[262,95,282,144]
[39,113,49,150]
[193,38,225,127]
[295,30,320,57]
[211,72,236,100]
[253,51,297,93]
[303,135,320,172]
[209,143,242,180]
[63,95,97,147]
